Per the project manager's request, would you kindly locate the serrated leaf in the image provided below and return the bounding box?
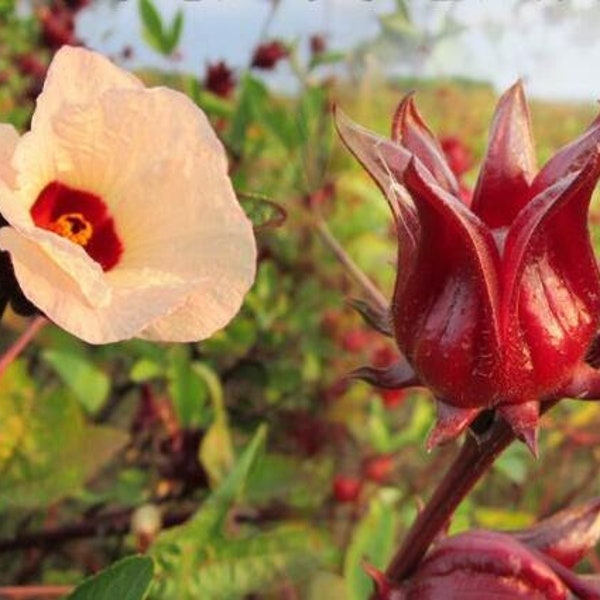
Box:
[153,524,334,600]
[67,555,153,600]
[42,348,110,415]
[239,193,286,229]
[344,496,398,600]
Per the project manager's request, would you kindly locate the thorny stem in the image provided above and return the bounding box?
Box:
[382,400,559,589]
[0,316,47,378]
[314,219,389,313]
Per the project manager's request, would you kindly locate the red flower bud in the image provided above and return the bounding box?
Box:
[204,61,236,98]
[251,40,288,70]
[310,34,327,56]
[336,82,600,451]
[39,6,80,50]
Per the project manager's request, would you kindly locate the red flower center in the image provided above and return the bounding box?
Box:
[31,181,123,271]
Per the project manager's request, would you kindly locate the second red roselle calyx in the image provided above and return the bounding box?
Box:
[336,82,600,451]
[369,498,600,599]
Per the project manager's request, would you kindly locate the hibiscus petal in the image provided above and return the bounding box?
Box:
[395,159,501,408]
[31,45,142,131]
[471,81,537,229]
[6,83,256,342]
[334,106,419,291]
[0,124,19,190]
[391,93,459,196]
[0,227,202,344]
[501,149,600,401]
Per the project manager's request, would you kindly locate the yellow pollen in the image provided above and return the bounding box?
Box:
[48,212,93,246]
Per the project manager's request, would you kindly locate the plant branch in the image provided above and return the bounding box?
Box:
[314,218,389,313]
[382,399,559,587]
[0,316,47,377]
[0,507,191,553]
[0,586,73,599]
[384,415,516,584]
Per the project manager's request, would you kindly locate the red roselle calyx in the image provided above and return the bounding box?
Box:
[370,498,600,599]
[336,82,600,452]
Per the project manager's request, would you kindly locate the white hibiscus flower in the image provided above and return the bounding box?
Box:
[0,46,256,344]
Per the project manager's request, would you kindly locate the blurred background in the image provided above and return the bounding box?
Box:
[1,1,600,598]
[75,0,600,101]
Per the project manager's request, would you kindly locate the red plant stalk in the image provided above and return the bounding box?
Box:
[384,414,515,583]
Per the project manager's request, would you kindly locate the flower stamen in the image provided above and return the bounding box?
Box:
[48,212,93,246]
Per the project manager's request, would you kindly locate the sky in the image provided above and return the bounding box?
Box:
[76,0,600,102]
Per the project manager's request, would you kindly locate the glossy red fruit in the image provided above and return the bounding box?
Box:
[332,475,362,503]
[204,61,236,98]
[336,82,600,452]
[363,454,395,483]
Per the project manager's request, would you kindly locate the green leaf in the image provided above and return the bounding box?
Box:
[474,507,535,530]
[166,346,209,428]
[494,442,531,485]
[194,362,234,488]
[309,50,346,70]
[0,368,128,510]
[66,555,153,600]
[245,452,332,509]
[165,10,183,54]
[139,0,174,56]
[228,74,268,154]
[130,358,164,383]
[344,496,398,600]
[238,192,287,229]
[42,348,110,415]
[305,571,347,600]
[154,525,335,599]
[153,425,267,554]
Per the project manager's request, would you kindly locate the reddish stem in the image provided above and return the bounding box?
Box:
[384,415,516,584]
[0,316,47,377]
[0,586,72,599]
[381,400,559,590]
